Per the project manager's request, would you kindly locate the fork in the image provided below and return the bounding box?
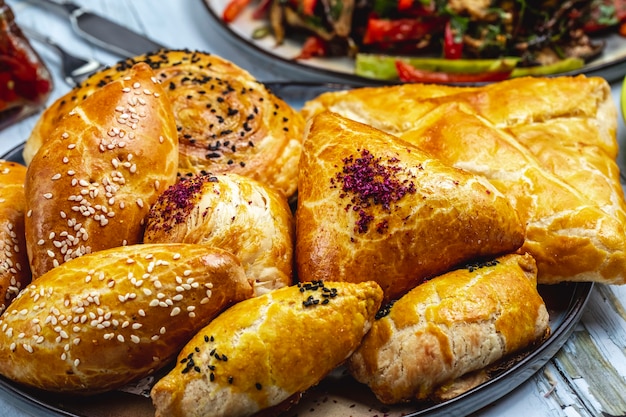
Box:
[20,26,105,87]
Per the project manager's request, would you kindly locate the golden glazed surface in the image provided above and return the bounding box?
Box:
[296,112,525,302]
[348,253,549,404]
[24,49,304,198]
[0,160,31,314]
[144,172,295,295]
[300,75,626,285]
[0,243,253,394]
[151,280,383,417]
[24,63,179,278]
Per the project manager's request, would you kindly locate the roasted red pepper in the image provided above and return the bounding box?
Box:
[295,36,327,59]
[222,0,252,23]
[363,17,440,45]
[443,20,463,59]
[395,60,513,83]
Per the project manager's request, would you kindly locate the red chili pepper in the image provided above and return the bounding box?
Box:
[301,0,317,15]
[398,0,413,11]
[362,17,441,45]
[443,20,463,59]
[295,36,327,59]
[222,0,252,23]
[395,60,512,84]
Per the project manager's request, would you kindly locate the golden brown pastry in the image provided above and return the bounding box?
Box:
[300,75,626,286]
[24,62,179,279]
[150,280,383,417]
[24,49,305,198]
[300,76,616,158]
[0,243,253,395]
[143,172,295,295]
[348,253,549,404]
[400,102,626,285]
[296,112,525,302]
[0,160,31,314]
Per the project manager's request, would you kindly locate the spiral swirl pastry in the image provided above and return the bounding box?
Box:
[25,50,305,198]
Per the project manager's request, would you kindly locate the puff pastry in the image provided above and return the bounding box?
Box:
[0,160,31,314]
[300,76,626,285]
[151,280,383,417]
[400,102,626,284]
[296,111,525,302]
[0,243,253,394]
[143,172,295,295]
[348,253,549,404]
[24,49,304,198]
[24,62,179,278]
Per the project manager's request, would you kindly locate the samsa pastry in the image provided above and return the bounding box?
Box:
[0,160,31,314]
[300,75,626,285]
[296,112,525,302]
[348,253,549,404]
[24,62,178,278]
[0,243,253,395]
[144,172,294,295]
[151,280,383,417]
[400,101,626,284]
[24,49,304,198]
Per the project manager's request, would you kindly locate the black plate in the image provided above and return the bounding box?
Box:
[0,81,596,416]
[202,0,626,84]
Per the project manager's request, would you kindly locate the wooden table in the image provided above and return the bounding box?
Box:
[1,1,625,416]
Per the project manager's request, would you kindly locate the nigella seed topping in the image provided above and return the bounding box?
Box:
[465,259,500,272]
[375,300,397,320]
[297,281,337,307]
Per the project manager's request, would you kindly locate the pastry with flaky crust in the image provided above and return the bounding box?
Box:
[143,172,295,295]
[296,111,525,302]
[300,75,616,157]
[24,49,304,198]
[300,75,626,286]
[24,62,178,279]
[0,160,31,314]
[348,253,549,404]
[400,101,626,284]
[0,243,253,395]
[150,280,383,417]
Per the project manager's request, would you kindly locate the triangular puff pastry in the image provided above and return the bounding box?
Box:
[301,76,626,286]
[400,102,626,285]
[296,112,525,302]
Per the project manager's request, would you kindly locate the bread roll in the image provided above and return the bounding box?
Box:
[296,112,525,302]
[151,280,383,417]
[24,62,179,278]
[143,172,295,295]
[0,243,253,394]
[348,253,549,404]
[0,160,31,314]
[400,102,626,284]
[24,49,304,198]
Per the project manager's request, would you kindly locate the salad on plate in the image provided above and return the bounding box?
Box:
[221,0,626,82]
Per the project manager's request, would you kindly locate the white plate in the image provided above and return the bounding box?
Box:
[202,0,626,84]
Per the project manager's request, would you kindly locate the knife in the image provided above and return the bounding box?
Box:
[25,0,166,57]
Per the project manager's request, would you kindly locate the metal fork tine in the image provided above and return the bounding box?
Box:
[20,26,105,87]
